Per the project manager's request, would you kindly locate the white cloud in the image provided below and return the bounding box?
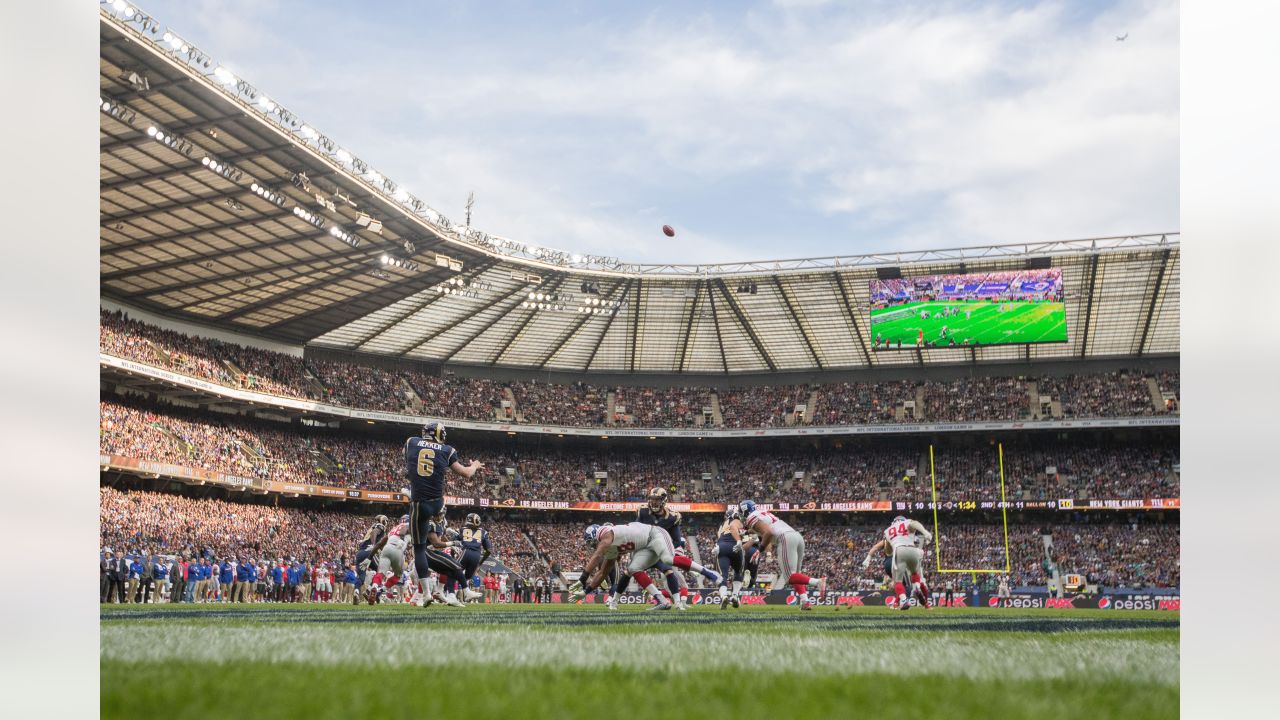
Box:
[149,0,1178,262]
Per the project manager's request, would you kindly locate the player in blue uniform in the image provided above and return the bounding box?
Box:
[418,506,474,607]
[459,512,492,589]
[714,505,754,609]
[404,422,484,605]
[353,514,389,603]
[742,542,762,589]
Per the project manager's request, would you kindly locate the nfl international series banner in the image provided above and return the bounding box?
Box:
[555,588,1180,610]
[100,354,1180,439]
[101,455,1178,511]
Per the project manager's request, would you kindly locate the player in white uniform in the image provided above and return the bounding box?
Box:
[577,522,677,610]
[739,500,826,610]
[863,515,933,610]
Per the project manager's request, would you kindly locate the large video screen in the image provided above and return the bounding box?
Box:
[868,269,1067,349]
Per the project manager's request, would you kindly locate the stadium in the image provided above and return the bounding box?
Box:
[97,3,1179,718]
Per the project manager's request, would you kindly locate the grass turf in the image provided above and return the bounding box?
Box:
[101,603,1177,719]
[870,300,1067,347]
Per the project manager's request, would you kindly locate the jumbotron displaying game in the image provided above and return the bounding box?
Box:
[868,269,1067,349]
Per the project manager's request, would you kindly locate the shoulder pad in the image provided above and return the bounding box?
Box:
[670,511,682,524]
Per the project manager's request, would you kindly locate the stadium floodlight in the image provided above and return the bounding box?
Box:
[213,66,236,86]
[334,149,352,165]
[112,0,127,11]
[393,187,409,202]
[146,126,157,136]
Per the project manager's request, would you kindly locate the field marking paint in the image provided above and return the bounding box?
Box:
[100,624,1177,686]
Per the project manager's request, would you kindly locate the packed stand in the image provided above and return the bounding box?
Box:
[309,359,416,413]
[1037,370,1158,418]
[99,486,536,603]
[512,380,607,426]
[933,519,1179,589]
[617,386,708,428]
[923,376,1029,422]
[405,370,506,422]
[717,384,810,428]
[805,447,921,501]
[814,380,917,425]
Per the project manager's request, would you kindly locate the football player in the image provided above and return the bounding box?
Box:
[415,507,476,608]
[740,500,826,610]
[714,505,752,609]
[368,514,412,604]
[863,515,932,610]
[353,514,390,603]
[634,488,719,608]
[577,522,684,611]
[405,421,484,600]
[459,513,492,588]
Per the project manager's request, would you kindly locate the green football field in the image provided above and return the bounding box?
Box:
[870,301,1067,347]
[101,603,1177,719]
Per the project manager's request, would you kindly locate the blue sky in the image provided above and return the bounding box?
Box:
[132,0,1178,264]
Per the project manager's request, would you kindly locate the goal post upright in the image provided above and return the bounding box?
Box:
[930,442,1014,574]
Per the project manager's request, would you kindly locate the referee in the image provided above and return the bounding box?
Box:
[404,422,484,590]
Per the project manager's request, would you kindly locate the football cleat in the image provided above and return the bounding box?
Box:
[648,598,674,611]
[443,592,465,608]
[462,588,482,601]
[800,600,814,611]
[730,596,740,609]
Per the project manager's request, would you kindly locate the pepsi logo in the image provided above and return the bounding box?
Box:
[1098,597,1111,609]
[989,597,1000,607]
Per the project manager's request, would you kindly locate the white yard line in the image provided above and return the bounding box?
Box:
[100,624,1178,686]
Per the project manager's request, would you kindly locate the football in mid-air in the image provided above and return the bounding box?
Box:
[662,224,675,237]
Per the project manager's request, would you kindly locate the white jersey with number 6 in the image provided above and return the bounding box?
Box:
[746,508,795,536]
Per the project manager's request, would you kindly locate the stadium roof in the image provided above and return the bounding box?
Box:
[99,6,1180,374]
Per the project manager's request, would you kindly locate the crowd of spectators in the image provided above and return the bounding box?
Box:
[934,518,1179,589]
[310,359,415,413]
[717,384,810,428]
[100,481,1177,596]
[405,370,507,422]
[814,380,917,425]
[103,309,1178,427]
[1038,370,1158,418]
[805,447,921,501]
[616,386,707,428]
[512,380,607,426]
[100,487,536,595]
[923,376,1029,422]
[102,395,1178,505]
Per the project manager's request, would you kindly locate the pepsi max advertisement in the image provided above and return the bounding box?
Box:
[557,589,1178,610]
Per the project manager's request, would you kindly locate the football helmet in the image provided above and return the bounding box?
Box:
[422,421,447,444]
[465,512,481,528]
[724,505,741,521]
[584,524,602,546]
[893,515,908,525]
[399,514,410,525]
[738,500,757,518]
[375,514,389,527]
[647,487,668,513]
